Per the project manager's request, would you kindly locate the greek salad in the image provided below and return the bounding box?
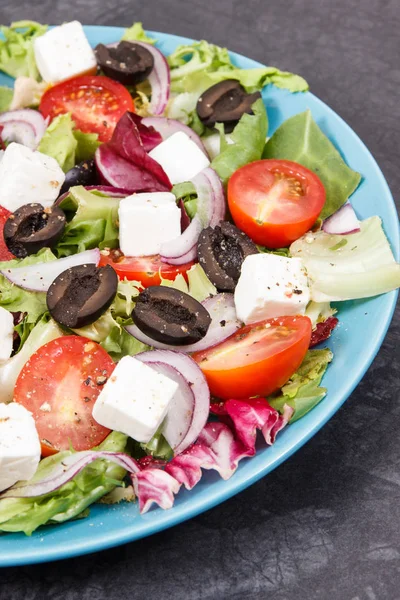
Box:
[0,20,399,535]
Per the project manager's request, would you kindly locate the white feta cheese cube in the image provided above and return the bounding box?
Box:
[0,307,14,363]
[0,403,41,492]
[92,356,179,443]
[234,253,310,324]
[149,131,210,184]
[34,21,97,83]
[0,143,65,212]
[118,192,181,256]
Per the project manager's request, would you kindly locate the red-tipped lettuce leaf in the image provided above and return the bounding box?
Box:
[95,112,172,193]
[310,316,339,347]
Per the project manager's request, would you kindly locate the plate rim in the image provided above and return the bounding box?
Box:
[0,24,398,567]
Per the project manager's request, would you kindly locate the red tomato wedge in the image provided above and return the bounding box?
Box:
[14,336,114,455]
[228,159,326,248]
[192,316,312,400]
[0,206,14,261]
[99,252,196,288]
[39,75,134,142]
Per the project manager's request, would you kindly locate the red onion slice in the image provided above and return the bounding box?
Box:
[142,116,208,156]
[160,214,202,265]
[136,350,210,455]
[0,248,100,292]
[159,167,224,265]
[145,361,195,451]
[134,41,170,115]
[322,202,360,235]
[0,109,47,149]
[126,293,241,353]
[204,168,226,226]
[0,450,140,499]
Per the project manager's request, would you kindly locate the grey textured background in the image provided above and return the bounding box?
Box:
[1,1,400,598]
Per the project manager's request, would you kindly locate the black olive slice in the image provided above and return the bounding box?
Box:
[95,42,154,86]
[59,159,98,197]
[132,286,211,346]
[196,80,261,132]
[4,204,66,258]
[198,222,258,292]
[47,264,118,329]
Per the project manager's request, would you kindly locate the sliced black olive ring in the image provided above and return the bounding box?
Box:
[47,264,118,329]
[197,221,258,292]
[132,286,211,346]
[59,159,98,197]
[4,203,66,259]
[196,79,262,132]
[95,42,154,86]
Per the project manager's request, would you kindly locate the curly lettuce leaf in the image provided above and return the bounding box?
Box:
[263,110,361,219]
[167,39,308,95]
[211,98,268,185]
[290,216,400,301]
[55,186,119,256]
[0,85,13,112]
[121,22,156,45]
[0,431,128,535]
[0,21,47,80]
[268,348,333,422]
[38,114,100,172]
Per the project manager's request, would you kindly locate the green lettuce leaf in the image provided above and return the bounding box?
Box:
[38,114,100,172]
[211,98,268,185]
[140,426,173,461]
[0,21,47,80]
[72,280,148,361]
[0,313,62,404]
[121,22,156,45]
[160,264,216,302]
[73,129,101,163]
[55,186,119,256]
[0,85,12,112]
[167,40,308,95]
[0,431,128,535]
[38,113,77,172]
[268,348,333,422]
[257,245,291,258]
[0,248,57,322]
[290,216,400,302]
[262,110,361,219]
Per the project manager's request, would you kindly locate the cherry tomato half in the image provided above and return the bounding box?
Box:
[39,75,134,142]
[14,336,115,455]
[228,159,326,248]
[0,206,14,261]
[192,315,312,400]
[99,252,195,288]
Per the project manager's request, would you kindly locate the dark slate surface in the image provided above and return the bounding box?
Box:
[1,1,399,598]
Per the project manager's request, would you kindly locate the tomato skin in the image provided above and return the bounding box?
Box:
[0,206,14,261]
[14,336,115,455]
[39,75,134,142]
[192,316,312,400]
[228,159,326,248]
[99,252,196,287]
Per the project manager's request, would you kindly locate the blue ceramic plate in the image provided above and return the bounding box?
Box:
[0,26,398,567]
